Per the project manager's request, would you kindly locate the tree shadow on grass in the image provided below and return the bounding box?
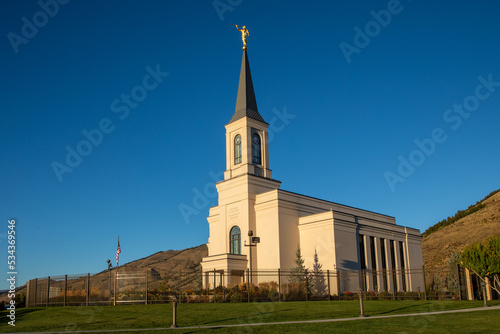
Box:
[375,302,433,315]
[200,308,293,326]
[1,307,43,321]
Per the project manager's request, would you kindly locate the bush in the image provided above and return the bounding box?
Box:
[366,291,378,300]
[257,282,279,301]
[283,282,306,301]
[342,291,355,300]
[230,292,243,302]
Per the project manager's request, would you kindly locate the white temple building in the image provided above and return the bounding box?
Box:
[201,49,424,294]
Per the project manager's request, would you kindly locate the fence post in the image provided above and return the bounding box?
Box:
[199,268,202,297]
[457,264,462,300]
[171,299,178,328]
[206,271,209,297]
[146,270,149,305]
[203,271,207,297]
[363,270,367,301]
[221,271,225,302]
[213,269,216,303]
[179,269,182,303]
[114,270,117,306]
[26,280,30,308]
[108,270,112,305]
[327,270,331,301]
[481,281,489,307]
[46,276,50,307]
[336,270,341,300]
[34,278,38,307]
[305,269,309,301]
[358,290,366,317]
[86,273,90,306]
[247,268,250,303]
[422,266,427,301]
[278,268,281,302]
[64,275,67,306]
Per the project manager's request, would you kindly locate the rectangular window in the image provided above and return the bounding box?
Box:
[251,133,261,165]
[370,236,378,291]
[234,135,242,165]
[380,238,387,291]
[399,241,406,292]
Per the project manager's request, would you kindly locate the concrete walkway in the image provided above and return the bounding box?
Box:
[14,305,500,334]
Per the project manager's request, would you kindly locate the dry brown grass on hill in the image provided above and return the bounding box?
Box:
[0,244,208,303]
[120,244,207,272]
[422,190,500,273]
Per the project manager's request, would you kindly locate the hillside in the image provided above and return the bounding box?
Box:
[1,244,208,304]
[118,244,208,272]
[422,189,500,273]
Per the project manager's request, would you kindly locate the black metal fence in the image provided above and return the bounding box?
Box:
[25,268,200,307]
[24,266,496,307]
[201,267,426,302]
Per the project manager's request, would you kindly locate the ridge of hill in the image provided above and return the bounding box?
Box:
[423,189,500,237]
[422,189,500,273]
[117,244,207,272]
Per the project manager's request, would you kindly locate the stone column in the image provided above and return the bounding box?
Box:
[393,241,403,292]
[363,235,374,291]
[374,237,384,293]
[465,268,474,300]
[403,242,411,291]
[384,239,394,293]
[404,230,413,291]
[486,277,492,301]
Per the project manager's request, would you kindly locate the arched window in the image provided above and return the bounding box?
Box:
[234,135,242,164]
[252,133,261,164]
[230,226,241,254]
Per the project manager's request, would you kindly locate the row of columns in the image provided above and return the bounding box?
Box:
[361,235,410,293]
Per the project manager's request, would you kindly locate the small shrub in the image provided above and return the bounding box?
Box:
[342,291,355,300]
[366,291,378,300]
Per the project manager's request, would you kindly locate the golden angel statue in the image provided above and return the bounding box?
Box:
[232,24,249,50]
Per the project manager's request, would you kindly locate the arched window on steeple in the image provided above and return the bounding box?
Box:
[252,133,261,164]
[234,135,242,164]
[230,226,241,254]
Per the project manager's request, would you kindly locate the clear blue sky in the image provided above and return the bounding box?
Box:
[1,0,499,289]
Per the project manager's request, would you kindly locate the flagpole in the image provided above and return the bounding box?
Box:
[116,236,121,271]
[115,236,120,306]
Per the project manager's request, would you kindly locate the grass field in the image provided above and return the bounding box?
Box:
[2,300,499,333]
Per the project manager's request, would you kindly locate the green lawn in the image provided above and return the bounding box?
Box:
[2,300,499,333]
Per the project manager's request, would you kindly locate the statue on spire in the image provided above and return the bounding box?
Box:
[232,24,249,50]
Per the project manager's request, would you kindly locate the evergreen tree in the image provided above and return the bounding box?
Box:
[289,247,306,284]
[312,249,327,296]
[289,247,315,299]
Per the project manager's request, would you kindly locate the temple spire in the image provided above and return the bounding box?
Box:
[229,50,266,124]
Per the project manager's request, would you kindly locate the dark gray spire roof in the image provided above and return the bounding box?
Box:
[229,50,266,124]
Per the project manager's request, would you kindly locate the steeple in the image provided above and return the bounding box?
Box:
[229,50,266,124]
[224,49,274,181]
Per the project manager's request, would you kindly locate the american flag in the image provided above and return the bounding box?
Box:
[116,236,121,266]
